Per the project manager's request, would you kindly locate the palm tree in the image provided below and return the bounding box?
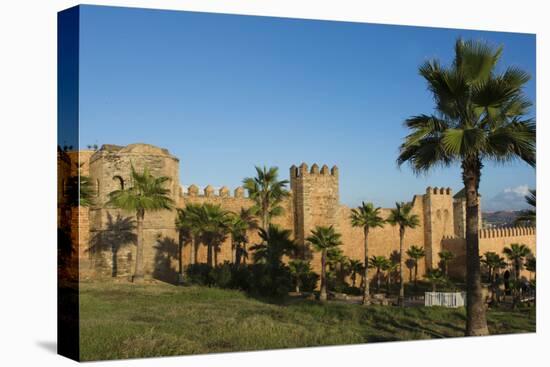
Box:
[348,259,363,288]
[243,166,289,231]
[350,202,386,305]
[383,260,399,292]
[250,225,296,267]
[107,165,174,281]
[503,243,532,280]
[480,251,506,283]
[307,225,342,301]
[438,250,455,277]
[228,207,258,265]
[369,256,389,292]
[424,268,444,292]
[397,39,535,335]
[406,245,425,288]
[288,259,312,293]
[65,163,94,207]
[195,203,232,267]
[175,203,203,282]
[387,202,420,306]
[525,256,536,280]
[515,189,536,226]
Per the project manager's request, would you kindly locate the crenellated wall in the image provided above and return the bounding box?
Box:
[443,227,536,279]
[71,143,536,284]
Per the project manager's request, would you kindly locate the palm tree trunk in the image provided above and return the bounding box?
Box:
[414,263,418,288]
[320,250,327,301]
[231,239,236,264]
[178,231,184,283]
[133,210,145,282]
[362,228,370,305]
[398,227,405,307]
[190,236,196,265]
[207,243,213,267]
[463,158,489,336]
[262,204,269,233]
[111,247,118,277]
[377,269,381,291]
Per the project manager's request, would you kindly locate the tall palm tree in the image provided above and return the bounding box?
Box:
[307,225,342,301]
[228,207,258,265]
[515,189,536,226]
[350,202,386,305]
[175,203,203,282]
[406,245,425,288]
[397,39,535,335]
[503,243,532,280]
[438,249,455,277]
[107,165,174,281]
[348,259,363,288]
[387,202,420,306]
[369,256,389,292]
[243,166,289,231]
[195,203,232,267]
[250,225,296,267]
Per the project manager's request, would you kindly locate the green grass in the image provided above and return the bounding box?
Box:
[79,281,535,361]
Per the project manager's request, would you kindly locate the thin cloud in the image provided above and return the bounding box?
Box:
[484,185,533,212]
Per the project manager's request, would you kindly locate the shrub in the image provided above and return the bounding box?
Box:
[299,270,320,292]
[248,264,292,298]
[209,262,233,288]
[185,264,212,286]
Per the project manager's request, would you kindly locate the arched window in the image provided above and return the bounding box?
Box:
[113,175,124,190]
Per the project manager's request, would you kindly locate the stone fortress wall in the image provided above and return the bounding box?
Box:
[71,143,536,283]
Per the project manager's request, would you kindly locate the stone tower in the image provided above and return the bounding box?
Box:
[290,163,339,258]
[423,187,455,269]
[452,188,482,238]
[87,143,180,278]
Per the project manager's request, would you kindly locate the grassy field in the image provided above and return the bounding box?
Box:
[79,281,535,361]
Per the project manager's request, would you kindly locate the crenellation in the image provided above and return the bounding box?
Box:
[204,185,215,197]
[310,163,319,174]
[234,186,245,198]
[330,165,339,177]
[298,162,309,177]
[478,226,536,239]
[188,184,199,196]
[219,186,229,197]
[320,164,330,175]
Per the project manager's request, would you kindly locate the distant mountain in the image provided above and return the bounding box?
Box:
[482,210,523,228]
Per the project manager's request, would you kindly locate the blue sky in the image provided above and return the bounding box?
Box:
[78,5,536,211]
